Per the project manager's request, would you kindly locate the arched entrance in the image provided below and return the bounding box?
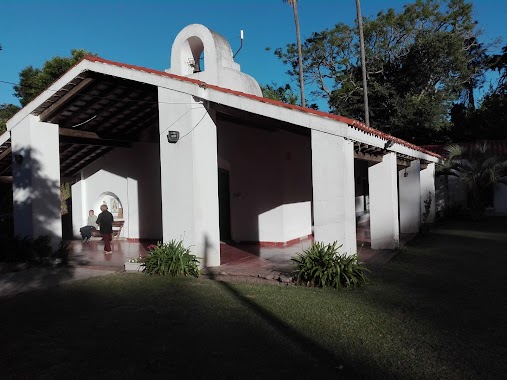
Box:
[94,191,124,220]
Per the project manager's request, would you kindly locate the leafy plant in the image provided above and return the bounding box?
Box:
[422,191,433,224]
[33,235,52,263]
[0,235,69,267]
[291,242,369,289]
[437,142,507,217]
[143,240,200,277]
[51,240,70,266]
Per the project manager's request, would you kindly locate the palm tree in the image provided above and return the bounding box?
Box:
[284,0,306,108]
[437,142,507,217]
[355,0,370,126]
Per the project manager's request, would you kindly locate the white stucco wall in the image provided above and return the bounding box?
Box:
[71,142,162,240]
[217,121,312,243]
[158,87,220,267]
[11,115,62,243]
[167,24,262,96]
[311,131,357,255]
[494,181,507,214]
[369,153,399,249]
[420,163,436,223]
[399,160,421,233]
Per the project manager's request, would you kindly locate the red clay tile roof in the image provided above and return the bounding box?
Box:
[83,55,441,159]
[422,141,507,157]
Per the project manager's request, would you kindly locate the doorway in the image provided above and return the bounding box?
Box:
[218,168,232,242]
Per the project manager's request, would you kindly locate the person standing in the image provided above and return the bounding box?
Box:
[96,204,114,254]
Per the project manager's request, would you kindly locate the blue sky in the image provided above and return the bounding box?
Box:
[1,0,506,110]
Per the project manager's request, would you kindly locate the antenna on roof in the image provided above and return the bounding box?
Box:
[233,30,244,59]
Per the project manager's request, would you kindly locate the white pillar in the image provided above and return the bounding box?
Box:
[399,160,421,233]
[71,181,83,238]
[158,88,220,267]
[420,163,436,223]
[11,115,61,242]
[127,177,139,239]
[311,131,356,255]
[369,152,399,249]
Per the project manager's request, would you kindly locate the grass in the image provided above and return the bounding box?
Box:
[1,217,506,379]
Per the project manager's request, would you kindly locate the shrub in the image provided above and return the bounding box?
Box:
[0,235,68,267]
[143,240,200,277]
[51,240,70,266]
[291,242,369,289]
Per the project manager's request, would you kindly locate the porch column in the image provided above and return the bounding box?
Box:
[311,131,356,255]
[158,88,220,267]
[399,160,421,233]
[420,163,436,223]
[71,180,84,238]
[368,152,399,249]
[11,115,61,242]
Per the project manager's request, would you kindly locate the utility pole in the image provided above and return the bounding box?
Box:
[355,0,370,126]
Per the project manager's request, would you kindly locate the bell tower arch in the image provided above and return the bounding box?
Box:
[167,24,262,96]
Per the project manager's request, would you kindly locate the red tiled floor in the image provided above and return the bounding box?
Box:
[69,239,150,270]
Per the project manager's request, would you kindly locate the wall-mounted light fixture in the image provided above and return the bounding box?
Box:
[167,130,180,144]
[404,168,408,177]
[14,154,23,164]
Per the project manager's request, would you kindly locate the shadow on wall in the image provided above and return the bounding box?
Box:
[217,123,313,244]
[12,147,61,241]
[81,143,162,241]
[2,147,76,289]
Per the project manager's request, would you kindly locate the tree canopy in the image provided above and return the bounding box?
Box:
[261,83,299,105]
[0,104,20,133]
[14,49,94,107]
[272,0,497,145]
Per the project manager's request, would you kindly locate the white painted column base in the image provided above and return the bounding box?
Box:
[420,163,436,223]
[311,131,356,255]
[11,115,62,244]
[369,152,399,250]
[399,160,421,233]
[158,88,220,267]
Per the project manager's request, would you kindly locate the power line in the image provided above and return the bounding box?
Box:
[0,79,204,106]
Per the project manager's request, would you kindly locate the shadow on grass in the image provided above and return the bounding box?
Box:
[0,274,376,379]
[202,236,394,379]
[362,216,507,378]
[0,265,76,298]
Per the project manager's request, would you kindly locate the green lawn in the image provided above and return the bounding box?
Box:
[1,217,506,379]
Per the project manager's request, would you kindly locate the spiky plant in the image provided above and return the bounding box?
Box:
[437,142,507,217]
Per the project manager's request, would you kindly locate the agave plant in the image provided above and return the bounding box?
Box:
[143,240,200,277]
[437,142,507,217]
[291,242,369,289]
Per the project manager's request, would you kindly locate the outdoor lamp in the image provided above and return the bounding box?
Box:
[167,130,180,143]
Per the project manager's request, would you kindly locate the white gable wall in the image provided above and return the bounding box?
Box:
[71,142,162,240]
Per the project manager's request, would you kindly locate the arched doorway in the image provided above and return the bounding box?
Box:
[94,191,124,220]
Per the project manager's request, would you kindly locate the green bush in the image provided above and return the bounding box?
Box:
[143,240,200,277]
[0,235,68,267]
[291,242,369,289]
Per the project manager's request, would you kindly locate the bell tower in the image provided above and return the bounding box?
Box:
[166,24,262,96]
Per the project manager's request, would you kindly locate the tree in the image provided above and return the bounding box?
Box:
[0,104,20,133]
[355,0,370,126]
[14,49,94,107]
[261,83,299,105]
[274,0,488,145]
[284,0,306,108]
[450,44,507,141]
[437,142,507,217]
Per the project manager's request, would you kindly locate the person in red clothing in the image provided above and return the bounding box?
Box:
[96,204,114,254]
